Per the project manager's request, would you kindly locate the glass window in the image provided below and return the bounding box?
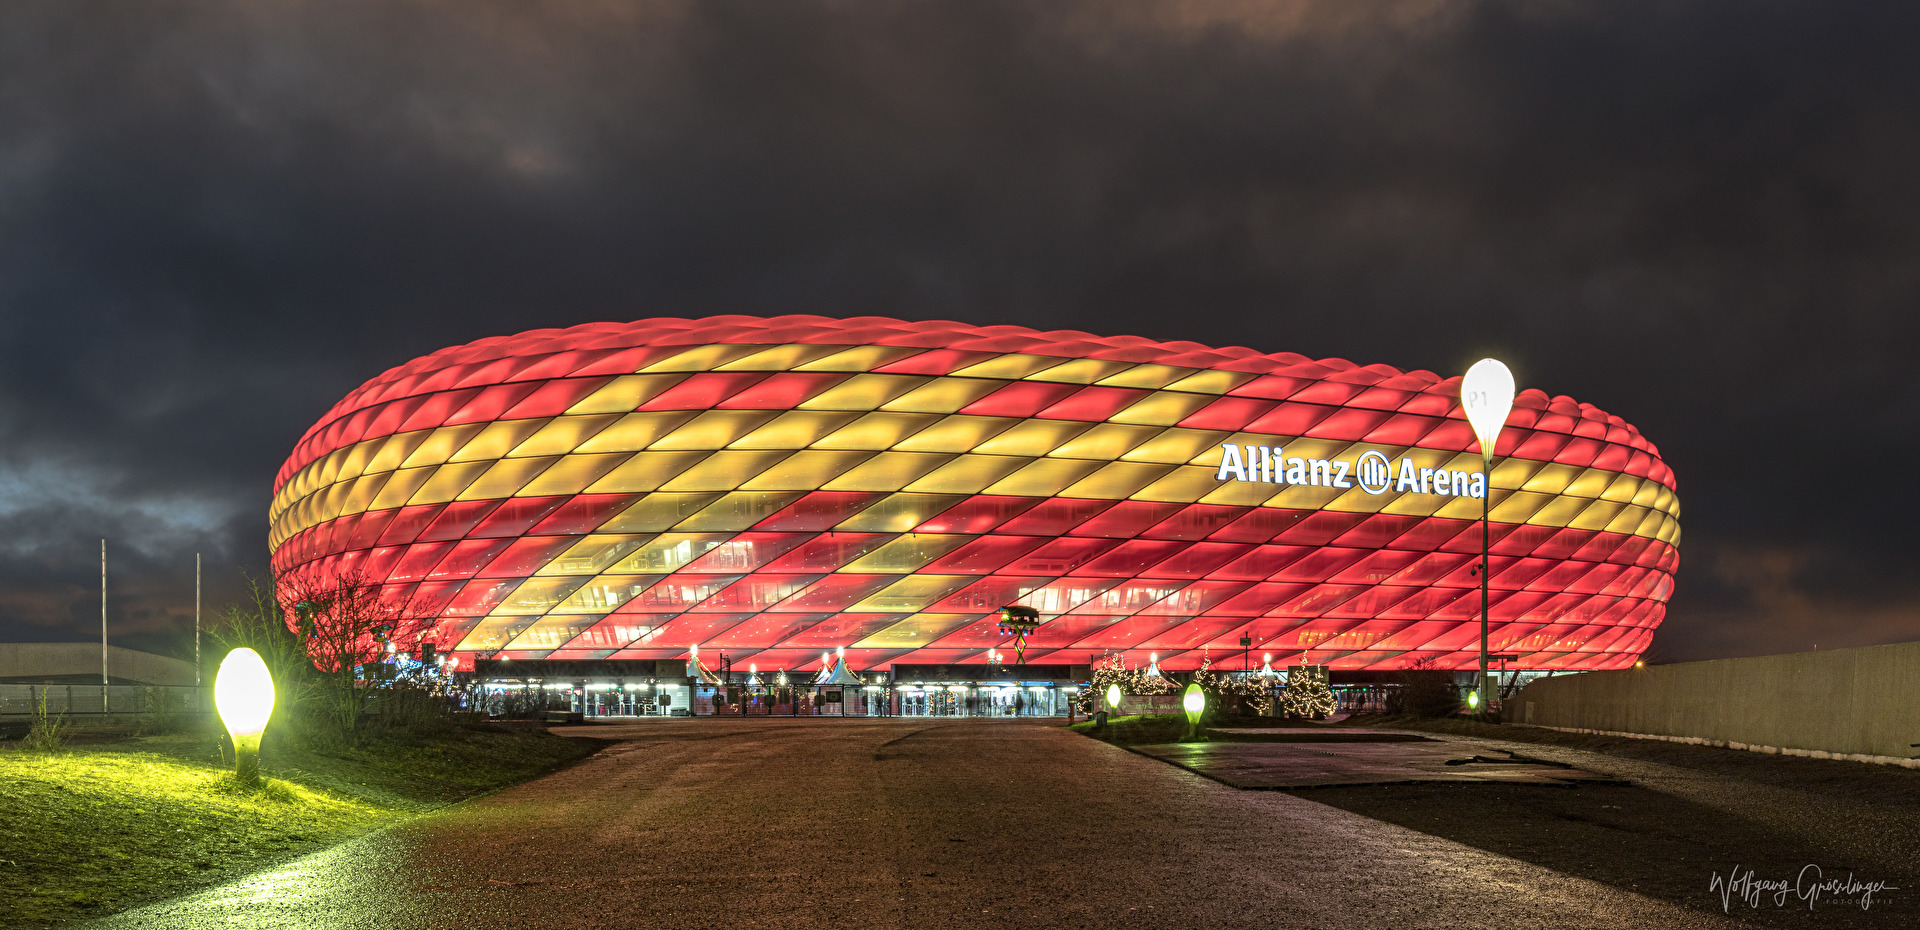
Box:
[596,493,722,533]
[554,576,664,612]
[682,533,811,572]
[611,534,736,573]
[750,492,884,531]
[493,576,593,615]
[675,491,808,531]
[850,575,975,612]
[761,533,895,572]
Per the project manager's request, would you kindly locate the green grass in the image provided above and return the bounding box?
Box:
[0,723,602,927]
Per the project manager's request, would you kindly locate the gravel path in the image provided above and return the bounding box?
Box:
[89,718,1736,930]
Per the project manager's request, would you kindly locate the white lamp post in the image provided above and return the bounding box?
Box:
[1462,358,1515,715]
[214,648,276,787]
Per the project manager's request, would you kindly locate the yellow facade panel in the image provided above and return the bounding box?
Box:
[1126,428,1228,466]
[1629,479,1664,509]
[596,495,721,534]
[1386,491,1454,518]
[564,374,688,414]
[892,415,1016,453]
[1259,483,1346,511]
[613,533,734,573]
[1526,494,1590,528]
[1489,490,1555,525]
[1598,473,1644,504]
[821,452,956,492]
[878,379,1003,414]
[1024,358,1135,385]
[449,418,551,463]
[553,576,663,613]
[639,344,766,372]
[949,354,1060,380]
[794,344,928,372]
[1489,457,1546,492]
[1567,499,1628,532]
[796,374,930,410]
[515,453,629,497]
[834,493,968,532]
[454,614,526,651]
[974,420,1092,457]
[399,424,487,469]
[1519,463,1581,494]
[331,472,392,521]
[739,450,873,490]
[715,343,851,371]
[536,536,655,576]
[657,451,790,491]
[728,411,862,450]
[1095,363,1196,389]
[1052,423,1163,461]
[574,412,700,454]
[981,458,1105,497]
[581,451,706,494]
[1107,392,1214,426]
[855,614,977,649]
[364,429,432,475]
[406,461,492,505]
[504,615,605,650]
[840,535,971,572]
[676,491,807,531]
[332,441,382,488]
[509,414,623,458]
[903,454,1029,494]
[1163,370,1255,395]
[813,412,941,450]
[492,576,592,616]
[1132,465,1224,504]
[1060,462,1173,500]
[368,466,438,511]
[649,410,780,451]
[456,455,561,501]
[849,575,975,612]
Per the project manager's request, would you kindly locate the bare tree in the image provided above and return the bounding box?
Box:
[274,566,432,740]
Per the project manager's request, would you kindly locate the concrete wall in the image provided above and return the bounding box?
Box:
[0,643,197,686]
[1517,640,1920,763]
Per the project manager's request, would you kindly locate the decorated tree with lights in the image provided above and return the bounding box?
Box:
[1279,671,1336,719]
[1071,652,1174,716]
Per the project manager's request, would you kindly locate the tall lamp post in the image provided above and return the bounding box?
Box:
[1462,359,1515,715]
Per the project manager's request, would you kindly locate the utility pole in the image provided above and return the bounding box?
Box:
[101,539,108,713]
[195,553,202,688]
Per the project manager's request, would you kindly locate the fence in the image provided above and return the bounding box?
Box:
[0,683,208,719]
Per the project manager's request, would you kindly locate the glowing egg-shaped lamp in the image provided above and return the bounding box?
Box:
[1105,683,1122,714]
[1182,682,1206,741]
[214,647,276,787]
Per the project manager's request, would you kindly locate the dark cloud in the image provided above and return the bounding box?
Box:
[1,0,1915,662]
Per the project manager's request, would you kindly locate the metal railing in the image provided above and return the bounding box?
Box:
[0,683,208,718]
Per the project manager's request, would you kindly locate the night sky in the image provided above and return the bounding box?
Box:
[3,1,1915,665]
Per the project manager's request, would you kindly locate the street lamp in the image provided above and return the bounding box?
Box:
[1462,358,1515,717]
[214,647,275,788]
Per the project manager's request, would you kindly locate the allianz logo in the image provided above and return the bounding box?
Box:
[1214,444,1486,498]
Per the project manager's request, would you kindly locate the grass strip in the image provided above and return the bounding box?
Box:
[0,724,601,927]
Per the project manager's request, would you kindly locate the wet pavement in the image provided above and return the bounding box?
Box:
[88,718,1737,929]
[1130,730,1626,788]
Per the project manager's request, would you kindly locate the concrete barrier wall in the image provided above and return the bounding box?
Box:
[0,643,197,686]
[1517,641,1920,761]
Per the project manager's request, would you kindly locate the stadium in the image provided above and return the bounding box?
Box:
[267,316,1679,716]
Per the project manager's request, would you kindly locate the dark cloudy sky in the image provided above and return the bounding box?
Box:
[3,0,1915,665]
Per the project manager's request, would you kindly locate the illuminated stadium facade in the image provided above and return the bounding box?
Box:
[268,316,1678,707]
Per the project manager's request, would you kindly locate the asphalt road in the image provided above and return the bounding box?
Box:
[89,718,1736,929]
